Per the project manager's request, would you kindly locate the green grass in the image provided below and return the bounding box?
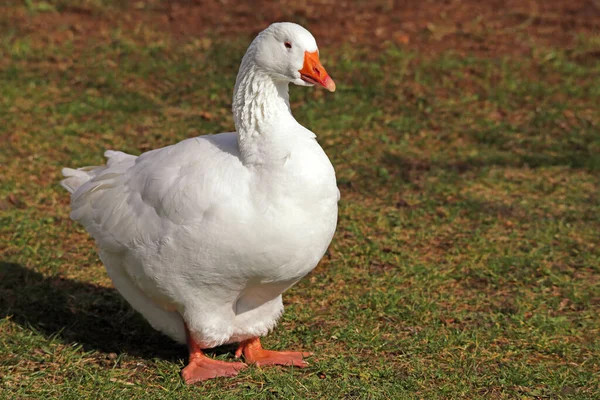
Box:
[1,4,600,399]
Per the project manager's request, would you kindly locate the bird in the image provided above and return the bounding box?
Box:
[61,22,339,384]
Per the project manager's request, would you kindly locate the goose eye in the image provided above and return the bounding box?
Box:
[284,42,292,49]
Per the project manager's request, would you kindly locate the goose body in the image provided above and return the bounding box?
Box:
[61,22,339,382]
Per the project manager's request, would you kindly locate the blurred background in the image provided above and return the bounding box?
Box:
[5,0,600,53]
[1,1,599,398]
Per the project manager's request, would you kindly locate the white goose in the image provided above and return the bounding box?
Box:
[61,22,339,383]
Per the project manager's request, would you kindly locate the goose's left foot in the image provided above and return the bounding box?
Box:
[182,354,246,384]
[182,322,247,384]
[235,337,312,367]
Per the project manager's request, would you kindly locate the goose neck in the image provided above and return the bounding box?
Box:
[232,62,296,165]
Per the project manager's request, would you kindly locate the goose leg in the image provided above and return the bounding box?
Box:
[235,337,311,367]
[181,323,247,384]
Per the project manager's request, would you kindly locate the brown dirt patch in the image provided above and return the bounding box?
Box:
[3,0,600,57]
[160,0,600,55]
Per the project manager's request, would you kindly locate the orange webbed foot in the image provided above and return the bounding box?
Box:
[182,355,247,384]
[182,322,247,384]
[235,338,312,368]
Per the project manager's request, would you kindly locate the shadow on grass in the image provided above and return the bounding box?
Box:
[0,261,192,361]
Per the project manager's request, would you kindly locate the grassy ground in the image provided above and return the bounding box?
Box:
[1,1,600,399]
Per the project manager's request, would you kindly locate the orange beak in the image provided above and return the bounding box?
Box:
[299,51,336,92]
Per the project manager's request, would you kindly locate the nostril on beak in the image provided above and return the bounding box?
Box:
[314,67,321,77]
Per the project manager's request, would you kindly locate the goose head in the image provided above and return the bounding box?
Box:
[251,22,336,92]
